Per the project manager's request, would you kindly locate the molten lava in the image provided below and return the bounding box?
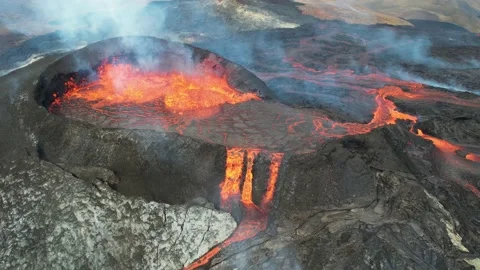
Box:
[261,153,284,208]
[415,129,461,154]
[219,148,246,211]
[51,63,260,118]
[466,153,480,162]
[465,183,480,198]
[414,129,480,164]
[185,148,284,270]
[241,149,260,204]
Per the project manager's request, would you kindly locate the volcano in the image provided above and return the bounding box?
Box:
[1,3,480,268]
[29,36,480,269]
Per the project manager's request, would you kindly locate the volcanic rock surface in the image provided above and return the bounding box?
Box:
[1,2,480,270]
[0,157,236,270]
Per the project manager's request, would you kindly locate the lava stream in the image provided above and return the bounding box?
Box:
[185,148,284,270]
[415,129,461,153]
[241,149,260,204]
[465,183,480,198]
[414,129,480,197]
[219,148,245,211]
[466,153,480,162]
[415,129,480,164]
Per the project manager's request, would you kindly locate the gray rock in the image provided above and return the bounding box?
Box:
[0,158,236,270]
[57,163,120,187]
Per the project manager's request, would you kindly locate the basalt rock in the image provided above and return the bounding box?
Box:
[0,157,236,270]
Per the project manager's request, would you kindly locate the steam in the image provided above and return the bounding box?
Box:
[368,29,480,69]
[390,70,480,95]
[0,0,171,77]
[1,0,157,37]
[365,29,480,94]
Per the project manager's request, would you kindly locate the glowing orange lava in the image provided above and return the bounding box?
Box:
[241,149,260,204]
[334,86,418,136]
[466,153,480,162]
[219,148,245,211]
[261,153,284,208]
[52,63,260,118]
[465,183,480,198]
[258,55,480,207]
[415,129,461,154]
[185,148,284,270]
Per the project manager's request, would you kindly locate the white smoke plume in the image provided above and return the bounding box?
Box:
[0,0,158,37]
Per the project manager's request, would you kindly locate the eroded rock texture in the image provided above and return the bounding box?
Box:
[0,157,236,269]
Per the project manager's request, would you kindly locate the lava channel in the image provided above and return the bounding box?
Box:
[185,148,284,270]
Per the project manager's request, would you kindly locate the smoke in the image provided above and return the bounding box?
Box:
[0,0,296,76]
[368,29,480,69]
[2,0,478,98]
[0,0,171,76]
[390,69,480,95]
[1,0,157,37]
[365,29,480,94]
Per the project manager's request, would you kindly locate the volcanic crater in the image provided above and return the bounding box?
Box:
[2,12,480,269]
[30,34,480,269]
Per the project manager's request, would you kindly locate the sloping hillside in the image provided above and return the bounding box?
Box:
[295,0,480,32]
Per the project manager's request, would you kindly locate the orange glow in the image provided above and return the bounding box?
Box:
[348,89,417,133]
[261,153,284,208]
[52,63,259,118]
[285,114,306,134]
[466,153,480,162]
[241,149,260,204]
[464,183,480,198]
[314,86,418,137]
[184,246,222,270]
[219,148,245,211]
[416,129,461,153]
[185,149,283,270]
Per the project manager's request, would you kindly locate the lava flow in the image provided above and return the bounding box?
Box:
[51,62,260,120]
[466,153,480,162]
[185,148,284,270]
[415,129,480,164]
[415,129,461,153]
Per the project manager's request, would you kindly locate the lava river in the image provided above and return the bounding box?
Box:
[185,149,284,270]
